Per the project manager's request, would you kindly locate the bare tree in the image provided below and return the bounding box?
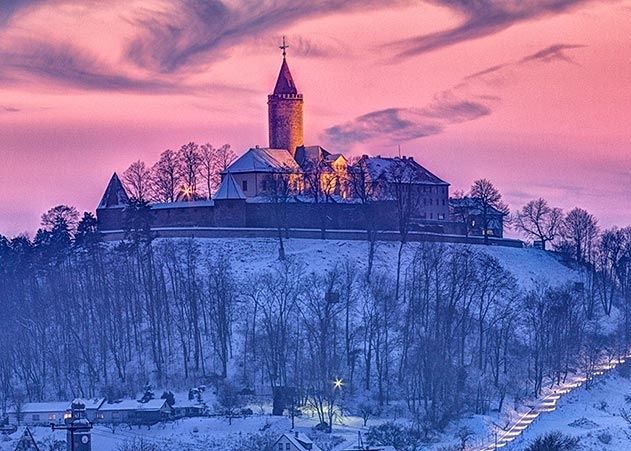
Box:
[562,208,599,263]
[123,160,151,201]
[387,158,422,300]
[41,205,80,232]
[348,157,379,279]
[469,179,509,245]
[150,149,181,202]
[199,143,236,199]
[514,198,563,250]
[178,142,202,200]
[265,167,295,260]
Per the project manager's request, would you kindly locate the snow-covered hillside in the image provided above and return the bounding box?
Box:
[183,237,579,289]
[509,365,631,450]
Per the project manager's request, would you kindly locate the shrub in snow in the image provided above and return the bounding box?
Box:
[225,431,276,451]
[597,432,612,444]
[365,422,420,451]
[116,438,160,451]
[455,426,475,450]
[525,431,580,451]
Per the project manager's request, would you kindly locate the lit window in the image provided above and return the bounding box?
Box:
[48,414,56,420]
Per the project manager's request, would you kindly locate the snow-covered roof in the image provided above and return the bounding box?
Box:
[98,173,129,209]
[8,402,70,414]
[275,432,322,451]
[213,174,246,200]
[98,399,169,412]
[7,398,105,414]
[224,148,300,174]
[361,156,448,185]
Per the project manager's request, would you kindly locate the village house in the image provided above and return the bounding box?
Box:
[273,432,322,451]
[96,399,172,425]
[6,399,104,426]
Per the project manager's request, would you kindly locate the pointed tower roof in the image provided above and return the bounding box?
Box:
[213,173,246,200]
[97,172,130,209]
[273,57,298,95]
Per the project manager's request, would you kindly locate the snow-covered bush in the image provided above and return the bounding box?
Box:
[525,431,580,451]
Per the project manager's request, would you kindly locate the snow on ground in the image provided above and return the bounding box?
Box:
[507,365,631,450]
[170,237,579,289]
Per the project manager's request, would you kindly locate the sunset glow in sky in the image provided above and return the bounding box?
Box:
[1,0,630,236]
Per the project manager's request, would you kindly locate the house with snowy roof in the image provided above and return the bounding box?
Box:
[273,432,322,451]
[356,154,450,221]
[96,398,172,425]
[6,398,104,426]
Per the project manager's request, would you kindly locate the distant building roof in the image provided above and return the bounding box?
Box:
[214,174,246,200]
[294,145,329,166]
[98,173,129,209]
[7,398,104,414]
[224,147,300,174]
[14,428,40,451]
[361,156,448,185]
[98,399,169,412]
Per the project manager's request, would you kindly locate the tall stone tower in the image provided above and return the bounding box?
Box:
[268,38,303,157]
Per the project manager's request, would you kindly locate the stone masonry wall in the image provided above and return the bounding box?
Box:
[268,94,303,156]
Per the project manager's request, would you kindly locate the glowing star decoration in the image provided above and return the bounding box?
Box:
[333,377,344,390]
[180,185,193,199]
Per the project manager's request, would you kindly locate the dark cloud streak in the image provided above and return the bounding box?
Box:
[323,98,491,146]
[389,0,599,59]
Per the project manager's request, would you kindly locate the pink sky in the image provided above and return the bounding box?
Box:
[0,0,630,236]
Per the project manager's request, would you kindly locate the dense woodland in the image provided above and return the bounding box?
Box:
[0,199,630,439]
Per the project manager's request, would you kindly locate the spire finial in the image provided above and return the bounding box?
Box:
[279,35,289,58]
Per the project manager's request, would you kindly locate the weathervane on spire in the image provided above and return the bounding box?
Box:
[279,36,289,58]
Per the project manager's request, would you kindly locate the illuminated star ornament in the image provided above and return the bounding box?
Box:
[333,377,344,389]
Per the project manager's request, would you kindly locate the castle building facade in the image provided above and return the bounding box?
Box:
[94,42,509,241]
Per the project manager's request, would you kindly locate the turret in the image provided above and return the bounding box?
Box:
[268,37,304,157]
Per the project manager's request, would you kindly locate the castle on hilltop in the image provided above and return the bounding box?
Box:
[96,41,507,242]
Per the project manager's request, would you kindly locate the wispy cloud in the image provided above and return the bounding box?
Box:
[125,0,410,73]
[519,43,586,64]
[323,42,585,147]
[389,0,601,59]
[0,38,254,94]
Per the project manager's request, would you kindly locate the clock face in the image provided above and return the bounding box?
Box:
[81,435,89,444]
